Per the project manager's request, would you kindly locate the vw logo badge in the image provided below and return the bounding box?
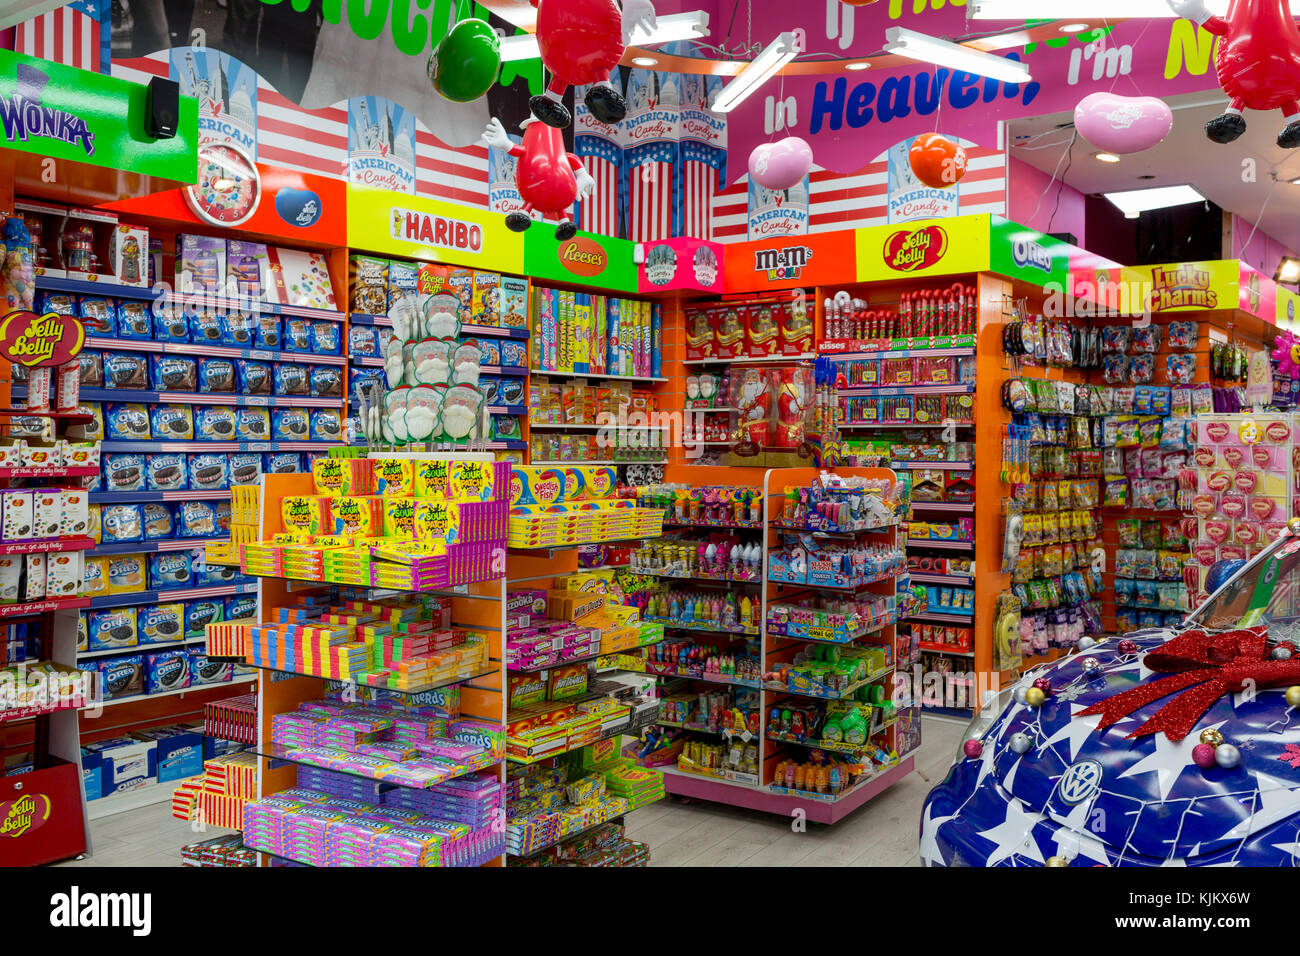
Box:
[1058,759,1103,805]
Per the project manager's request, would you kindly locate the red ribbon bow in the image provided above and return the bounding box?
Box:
[1077,626,1300,741]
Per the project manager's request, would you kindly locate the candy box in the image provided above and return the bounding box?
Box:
[176,234,228,295]
[94,733,155,792]
[21,553,45,601]
[387,259,419,313]
[383,497,416,538]
[1,490,34,540]
[330,496,378,536]
[145,649,191,694]
[30,488,61,539]
[508,672,548,708]
[88,607,138,652]
[226,240,270,299]
[547,662,588,700]
[266,247,336,309]
[281,495,328,536]
[373,458,414,496]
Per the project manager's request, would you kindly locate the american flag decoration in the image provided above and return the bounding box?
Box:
[575,75,623,238]
[10,0,109,75]
[487,132,526,219]
[622,68,680,243]
[169,47,259,160]
[678,73,726,242]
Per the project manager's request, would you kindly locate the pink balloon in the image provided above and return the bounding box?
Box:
[1073,92,1174,154]
[748,136,814,190]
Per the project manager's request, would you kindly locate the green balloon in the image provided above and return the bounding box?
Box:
[429,18,501,103]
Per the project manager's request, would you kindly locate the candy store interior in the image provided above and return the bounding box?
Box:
[8,0,1300,884]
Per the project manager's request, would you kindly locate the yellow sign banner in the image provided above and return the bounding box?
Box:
[856,215,991,283]
[346,184,524,272]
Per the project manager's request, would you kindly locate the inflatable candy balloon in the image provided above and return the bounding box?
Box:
[528,0,658,128]
[1073,92,1174,154]
[908,133,967,189]
[429,17,500,102]
[481,116,596,240]
[1273,328,1300,377]
[748,137,814,190]
[1167,0,1300,148]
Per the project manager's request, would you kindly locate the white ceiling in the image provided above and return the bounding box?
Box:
[1008,90,1300,254]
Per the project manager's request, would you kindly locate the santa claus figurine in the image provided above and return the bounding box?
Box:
[775,369,813,449]
[482,116,596,239]
[528,0,658,128]
[734,368,772,447]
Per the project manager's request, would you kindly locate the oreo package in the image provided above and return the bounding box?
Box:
[272,408,310,441]
[188,648,232,686]
[311,321,341,355]
[497,378,525,406]
[103,453,146,492]
[185,600,223,639]
[188,309,222,343]
[500,341,528,368]
[235,407,271,441]
[106,402,150,440]
[214,499,232,535]
[188,454,228,491]
[274,363,309,396]
[176,500,218,537]
[255,315,282,350]
[116,301,152,340]
[349,326,378,357]
[103,352,148,389]
[78,351,103,387]
[228,453,261,487]
[101,503,144,543]
[222,312,256,347]
[78,297,116,335]
[148,551,194,589]
[225,594,256,622]
[87,607,138,652]
[150,404,193,440]
[350,368,384,403]
[98,654,144,699]
[283,318,312,353]
[142,502,175,540]
[310,409,343,442]
[263,452,303,474]
[200,561,238,586]
[237,359,271,395]
[194,406,237,441]
[138,603,185,646]
[310,366,343,398]
[153,302,189,342]
[145,649,190,694]
[39,292,76,316]
[150,354,198,391]
[198,357,236,393]
[146,453,187,491]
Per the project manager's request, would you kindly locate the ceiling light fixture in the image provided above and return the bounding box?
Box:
[1094,152,1121,163]
[710,32,801,113]
[499,10,709,62]
[1104,183,1205,216]
[969,0,1227,16]
[631,57,658,66]
[1058,22,1090,32]
[1276,256,1300,284]
[883,26,1031,84]
[845,61,871,70]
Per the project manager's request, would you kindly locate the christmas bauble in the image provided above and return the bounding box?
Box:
[963,739,983,758]
[1286,685,1300,708]
[1117,639,1138,654]
[1215,744,1241,768]
[1082,658,1102,677]
[1192,743,1217,769]
[1200,728,1224,747]
[1009,732,1032,754]
[1025,688,1046,707]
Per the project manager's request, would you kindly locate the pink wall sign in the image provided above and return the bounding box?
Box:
[729,6,1222,177]
[638,236,725,293]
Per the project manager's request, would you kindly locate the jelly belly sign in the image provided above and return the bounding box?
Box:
[0,311,85,367]
[348,185,523,273]
[725,7,1220,178]
[858,216,989,283]
[0,792,51,838]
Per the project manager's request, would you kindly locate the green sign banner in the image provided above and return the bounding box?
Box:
[523,228,639,294]
[988,216,1072,291]
[0,48,197,181]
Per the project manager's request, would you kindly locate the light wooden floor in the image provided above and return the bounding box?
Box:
[58,717,965,867]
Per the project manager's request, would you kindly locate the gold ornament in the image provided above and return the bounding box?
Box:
[1025,688,1046,707]
[1045,856,1070,867]
[1287,686,1300,708]
[1199,728,1224,747]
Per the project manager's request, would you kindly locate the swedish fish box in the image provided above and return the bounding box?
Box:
[562,467,588,502]
[585,466,617,500]
[510,466,565,507]
[373,458,414,496]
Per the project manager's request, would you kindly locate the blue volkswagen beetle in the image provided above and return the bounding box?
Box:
[921,535,1300,866]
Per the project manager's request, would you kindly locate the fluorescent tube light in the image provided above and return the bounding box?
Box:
[710,32,800,113]
[499,10,709,62]
[1104,184,1205,216]
[1276,257,1300,284]
[883,27,1031,84]
[969,0,1227,17]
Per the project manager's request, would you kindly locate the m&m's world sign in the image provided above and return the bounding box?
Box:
[0,310,84,367]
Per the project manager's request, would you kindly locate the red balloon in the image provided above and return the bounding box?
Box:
[908,133,967,189]
[1171,0,1300,147]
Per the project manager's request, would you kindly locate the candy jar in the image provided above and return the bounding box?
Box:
[1,217,34,311]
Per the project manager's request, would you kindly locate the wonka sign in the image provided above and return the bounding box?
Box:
[728,1,1222,176]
